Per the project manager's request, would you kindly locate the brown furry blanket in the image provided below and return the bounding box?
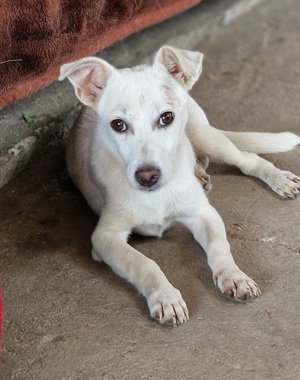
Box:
[0,0,200,109]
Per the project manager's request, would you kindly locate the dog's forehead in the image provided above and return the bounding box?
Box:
[105,65,182,109]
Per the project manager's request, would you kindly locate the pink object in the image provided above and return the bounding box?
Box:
[0,286,2,353]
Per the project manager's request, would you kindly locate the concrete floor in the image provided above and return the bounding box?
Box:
[1,0,300,378]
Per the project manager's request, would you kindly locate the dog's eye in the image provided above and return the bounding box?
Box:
[159,111,174,127]
[111,119,127,133]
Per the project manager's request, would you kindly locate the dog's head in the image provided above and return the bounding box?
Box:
[59,46,203,191]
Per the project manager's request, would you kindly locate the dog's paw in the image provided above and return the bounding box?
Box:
[271,170,300,199]
[91,248,102,262]
[213,267,261,302]
[147,286,189,325]
[195,167,212,193]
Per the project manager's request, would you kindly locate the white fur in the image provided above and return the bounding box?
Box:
[59,46,300,325]
[222,131,300,154]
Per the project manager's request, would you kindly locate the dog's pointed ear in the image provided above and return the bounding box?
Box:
[154,46,203,90]
[59,57,116,109]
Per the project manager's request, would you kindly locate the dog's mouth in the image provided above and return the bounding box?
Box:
[136,183,162,192]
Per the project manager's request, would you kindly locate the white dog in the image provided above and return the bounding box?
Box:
[59,46,300,325]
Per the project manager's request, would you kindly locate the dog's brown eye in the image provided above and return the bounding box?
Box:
[111,119,127,132]
[159,111,174,126]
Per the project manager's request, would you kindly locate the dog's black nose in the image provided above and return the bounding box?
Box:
[135,167,160,188]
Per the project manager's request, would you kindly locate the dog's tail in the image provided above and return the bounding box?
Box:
[221,131,300,154]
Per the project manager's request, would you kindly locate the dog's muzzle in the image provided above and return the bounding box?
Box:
[135,166,161,189]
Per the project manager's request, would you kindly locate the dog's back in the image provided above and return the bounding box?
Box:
[67,107,106,213]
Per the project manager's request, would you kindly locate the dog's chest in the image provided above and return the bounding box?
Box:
[133,217,174,237]
[126,188,190,237]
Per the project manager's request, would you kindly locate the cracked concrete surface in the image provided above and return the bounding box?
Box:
[1,0,300,379]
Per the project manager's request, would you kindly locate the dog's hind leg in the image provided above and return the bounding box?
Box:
[179,202,261,302]
[91,216,189,325]
[187,97,300,198]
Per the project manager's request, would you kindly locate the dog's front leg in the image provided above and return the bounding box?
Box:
[91,222,189,325]
[180,204,260,301]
